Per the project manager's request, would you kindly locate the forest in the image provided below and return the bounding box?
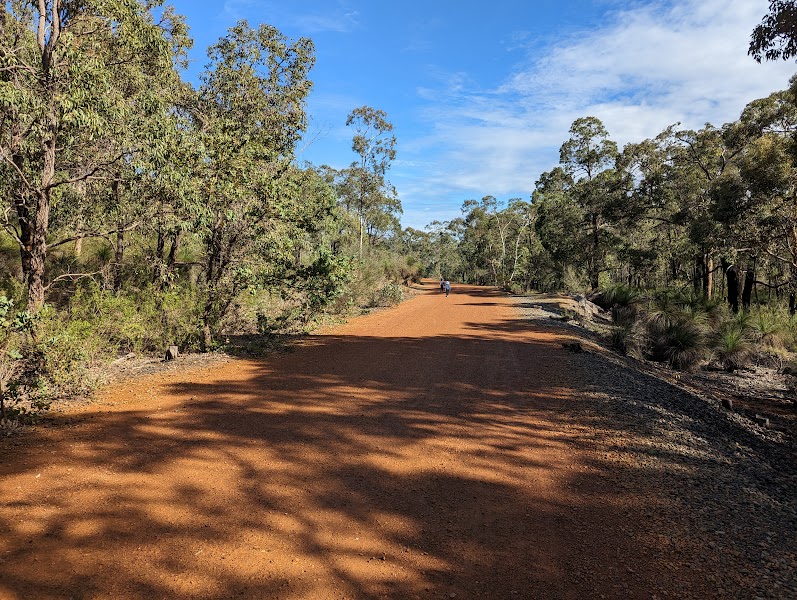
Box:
[2,1,797,421]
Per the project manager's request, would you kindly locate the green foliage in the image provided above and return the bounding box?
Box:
[562,267,588,295]
[370,283,404,308]
[712,320,754,371]
[610,321,648,359]
[67,283,203,353]
[750,305,787,349]
[647,312,708,371]
[299,251,352,315]
[0,296,42,423]
[604,284,641,308]
[749,1,797,62]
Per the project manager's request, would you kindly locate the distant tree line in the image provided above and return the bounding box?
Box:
[405,80,797,315]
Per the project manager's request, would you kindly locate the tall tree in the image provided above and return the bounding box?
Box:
[193,21,317,349]
[559,117,619,289]
[338,106,399,257]
[0,0,185,311]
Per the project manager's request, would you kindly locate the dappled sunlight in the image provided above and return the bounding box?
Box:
[0,284,729,599]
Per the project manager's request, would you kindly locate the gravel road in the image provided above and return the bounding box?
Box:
[0,282,794,599]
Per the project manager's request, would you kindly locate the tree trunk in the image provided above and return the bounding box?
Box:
[114,225,125,293]
[112,182,125,293]
[166,229,183,276]
[359,215,364,259]
[590,214,600,289]
[694,257,703,293]
[705,256,714,299]
[25,191,49,313]
[153,226,166,284]
[725,262,739,313]
[202,320,213,352]
[741,270,754,311]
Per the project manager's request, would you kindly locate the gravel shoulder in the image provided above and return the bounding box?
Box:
[512,294,797,599]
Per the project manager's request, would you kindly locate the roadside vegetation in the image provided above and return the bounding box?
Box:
[0,3,414,422]
[1,1,796,423]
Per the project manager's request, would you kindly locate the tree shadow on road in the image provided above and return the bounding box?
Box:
[2,307,789,599]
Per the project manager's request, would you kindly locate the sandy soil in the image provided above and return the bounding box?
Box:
[0,282,736,599]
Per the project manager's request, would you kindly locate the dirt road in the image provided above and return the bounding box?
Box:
[0,282,722,599]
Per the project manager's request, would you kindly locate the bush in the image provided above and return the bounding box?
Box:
[30,309,110,400]
[610,321,648,359]
[562,266,587,295]
[369,282,404,307]
[750,306,786,350]
[0,296,37,423]
[647,311,708,371]
[712,320,753,372]
[68,282,203,353]
[604,284,641,308]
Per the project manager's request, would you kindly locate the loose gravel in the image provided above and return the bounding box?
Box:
[513,297,797,600]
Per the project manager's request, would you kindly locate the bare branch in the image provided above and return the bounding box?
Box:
[49,221,141,249]
[44,271,103,292]
[46,151,133,191]
[0,148,34,192]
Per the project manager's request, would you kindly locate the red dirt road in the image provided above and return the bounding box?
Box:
[1,283,701,599]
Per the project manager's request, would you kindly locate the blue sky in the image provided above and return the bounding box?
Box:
[166,0,795,230]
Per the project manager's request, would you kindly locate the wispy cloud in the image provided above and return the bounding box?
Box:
[294,8,360,34]
[398,0,795,226]
[222,0,360,34]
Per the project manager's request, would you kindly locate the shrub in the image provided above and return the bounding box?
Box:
[562,266,587,295]
[610,321,648,359]
[0,296,37,423]
[31,310,110,400]
[68,282,203,353]
[750,306,786,350]
[604,284,641,308]
[647,311,708,371]
[712,320,753,372]
[369,282,404,307]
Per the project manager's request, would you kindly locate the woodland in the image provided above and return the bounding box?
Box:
[2,1,797,421]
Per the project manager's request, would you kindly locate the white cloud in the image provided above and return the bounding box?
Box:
[222,0,359,34]
[398,0,797,228]
[295,9,360,34]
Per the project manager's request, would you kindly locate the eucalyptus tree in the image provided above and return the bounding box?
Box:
[750,1,797,62]
[0,0,186,311]
[532,167,586,288]
[193,21,318,348]
[728,87,797,310]
[456,196,530,288]
[338,106,400,257]
[559,117,619,289]
[418,220,464,280]
[614,130,687,287]
[668,121,757,299]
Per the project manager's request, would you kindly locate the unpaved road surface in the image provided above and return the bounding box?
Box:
[0,283,785,599]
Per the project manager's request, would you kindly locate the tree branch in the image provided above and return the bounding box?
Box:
[44,271,103,292]
[49,221,141,250]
